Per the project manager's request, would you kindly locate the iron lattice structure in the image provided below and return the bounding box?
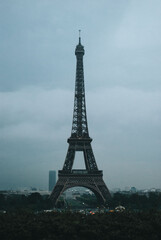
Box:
[50,36,111,206]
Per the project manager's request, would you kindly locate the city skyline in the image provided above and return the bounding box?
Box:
[0,0,161,190]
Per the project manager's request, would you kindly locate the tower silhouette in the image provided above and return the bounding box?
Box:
[50,34,111,206]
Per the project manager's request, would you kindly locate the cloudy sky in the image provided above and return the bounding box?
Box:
[0,0,161,191]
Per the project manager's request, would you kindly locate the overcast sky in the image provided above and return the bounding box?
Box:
[0,0,161,191]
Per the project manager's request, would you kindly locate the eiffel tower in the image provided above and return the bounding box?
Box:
[50,33,111,206]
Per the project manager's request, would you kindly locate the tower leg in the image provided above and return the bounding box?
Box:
[50,173,111,207]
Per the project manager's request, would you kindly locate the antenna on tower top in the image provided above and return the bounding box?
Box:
[79,29,81,44]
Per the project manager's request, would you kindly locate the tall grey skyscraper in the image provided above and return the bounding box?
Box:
[49,170,56,192]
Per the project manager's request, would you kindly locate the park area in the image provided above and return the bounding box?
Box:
[0,210,161,240]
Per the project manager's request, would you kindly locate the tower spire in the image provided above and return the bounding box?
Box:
[72,31,87,137]
[79,29,81,44]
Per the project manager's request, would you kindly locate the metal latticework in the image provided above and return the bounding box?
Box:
[71,39,88,138]
[50,36,111,206]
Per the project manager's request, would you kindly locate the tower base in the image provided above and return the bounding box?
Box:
[50,170,111,207]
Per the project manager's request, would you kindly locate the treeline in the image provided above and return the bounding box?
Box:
[76,192,161,210]
[0,192,161,211]
[0,192,52,211]
[0,211,161,240]
[110,192,161,210]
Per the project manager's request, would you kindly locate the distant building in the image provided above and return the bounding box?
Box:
[130,187,137,193]
[49,171,56,192]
